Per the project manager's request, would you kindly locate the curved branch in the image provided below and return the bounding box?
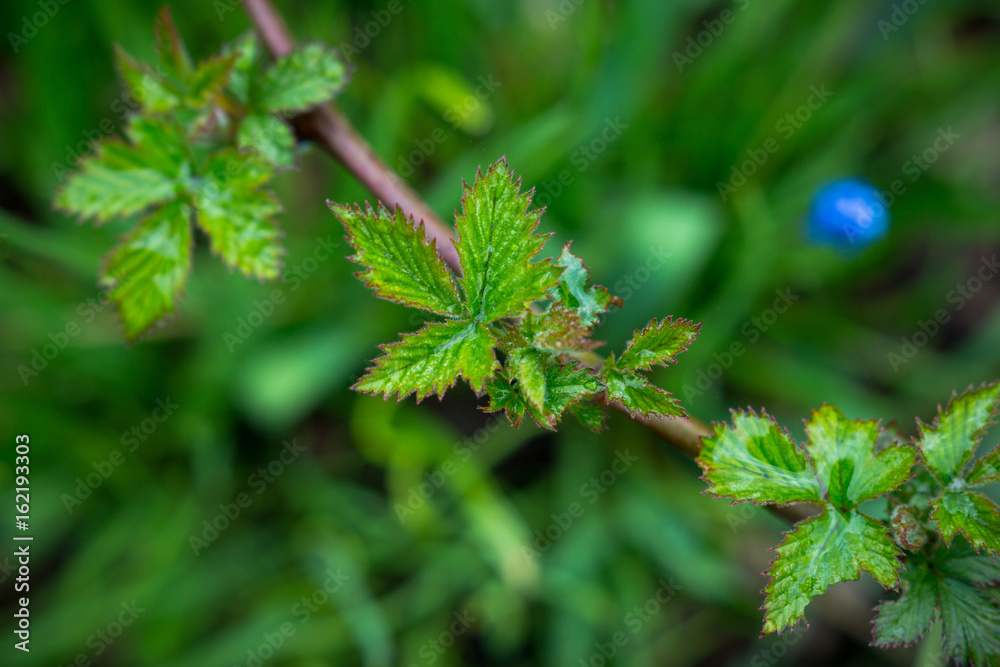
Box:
[242,0,460,269]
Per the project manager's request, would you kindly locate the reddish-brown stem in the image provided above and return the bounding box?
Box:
[242,0,461,269]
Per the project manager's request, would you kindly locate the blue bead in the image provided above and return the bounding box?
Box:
[807,178,890,249]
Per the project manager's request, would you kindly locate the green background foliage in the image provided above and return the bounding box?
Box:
[1,0,999,665]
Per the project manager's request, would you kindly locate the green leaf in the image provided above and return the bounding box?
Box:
[238,114,297,168]
[936,539,1000,585]
[969,444,1000,485]
[871,563,939,648]
[224,32,260,105]
[258,44,346,113]
[699,410,821,506]
[873,546,1000,665]
[115,43,232,116]
[54,117,187,223]
[931,490,1000,554]
[524,304,601,353]
[568,399,608,433]
[194,150,284,280]
[332,203,462,316]
[356,321,499,401]
[484,375,528,427]
[185,54,237,107]
[455,159,559,321]
[152,6,194,79]
[114,45,179,113]
[119,116,191,178]
[602,366,683,420]
[917,383,1000,483]
[938,577,1000,667]
[550,244,618,326]
[763,510,901,634]
[614,317,700,373]
[505,348,547,412]
[486,363,600,429]
[101,200,192,341]
[803,405,917,510]
[538,363,602,418]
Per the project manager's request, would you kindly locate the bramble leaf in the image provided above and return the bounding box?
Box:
[239,113,297,168]
[487,363,600,429]
[537,363,602,419]
[550,244,617,327]
[873,544,1000,665]
[224,32,260,105]
[258,44,346,113]
[615,317,700,373]
[602,366,683,419]
[803,406,916,510]
[763,510,901,634]
[356,321,499,401]
[568,399,608,433]
[505,348,548,413]
[455,159,559,321]
[931,490,1000,554]
[969,444,1000,485]
[338,158,693,422]
[485,375,528,428]
[938,578,1000,666]
[54,117,187,223]
[194,150,284,280]
[871,563,938,648]
[101,200,192,341]
[700,406,917,636]
[917,383,1000,483]
[698,410,820,506]
[524,305,601,353]
[114,45,179,113]
[152,6,194,79]
[936,539,1000,585]
[55,15,341,342]
[332,203,463,316]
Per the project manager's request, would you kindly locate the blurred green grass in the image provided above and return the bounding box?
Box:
[1,0,999,665]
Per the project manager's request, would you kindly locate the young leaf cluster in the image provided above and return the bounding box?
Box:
[332,158,700,431]
[699,382,1000,666]
[54,9,346,339]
